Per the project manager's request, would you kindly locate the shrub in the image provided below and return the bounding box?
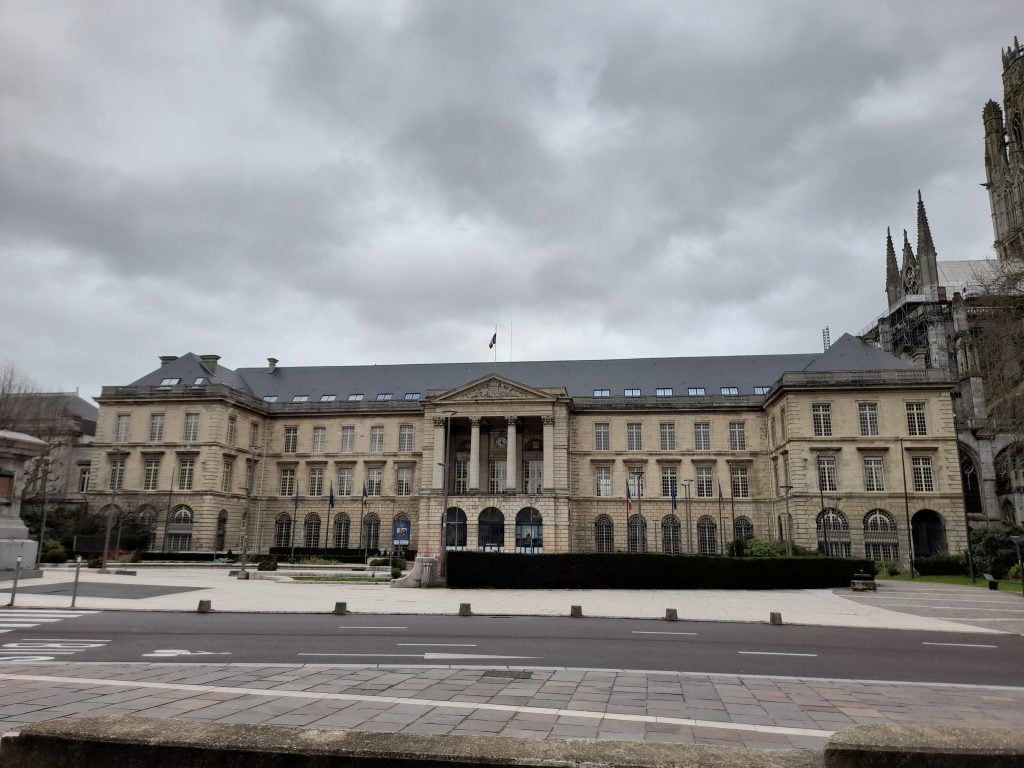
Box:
[913,553,967,576]
[1008,562,1022,581]
[744,538,785,557]
[970,524,1024,578]
[446,552,873,590]
[370,557,405,568]
[87,558,104,569]
[885,563,902,577]
[257,559,278,571]
[391,566,402,579]
[42,546,67,564]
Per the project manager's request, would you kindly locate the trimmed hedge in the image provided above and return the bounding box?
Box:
[445,552,874,590]
[913,553,967,576]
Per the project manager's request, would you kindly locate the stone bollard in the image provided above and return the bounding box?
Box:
[769,611,783,625]
[664,608,678,621]
[197,600,212,613]
[570,605,583,618]
[458,603,472,616]
[334,602,347,616]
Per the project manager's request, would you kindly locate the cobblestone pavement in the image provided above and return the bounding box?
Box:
[837,581,1024,635]
[2,662,1023,751]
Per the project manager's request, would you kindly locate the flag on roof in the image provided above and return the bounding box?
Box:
[488,332,497,349]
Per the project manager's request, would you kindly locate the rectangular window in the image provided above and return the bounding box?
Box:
[912,456,934,492]
[731,466,749,498]
[627,468,645,497]
[109,459,125,490]
[340,426,355,453]
[404,392,421,400]
[292,395,308,403]
[720,386,738,395]
[770,417,777,446]
[369,426,384,452]
[348,393,363,401]
[626,423,642,451]
[178,458,195,491]
[337,467,353,496]
[226,415,237,446]
[695,466,713,498]
[780,405,787,438]
[375,393,392,401]
[312,426,326,454]
[594,423,610,451]
[396,466,413,496]
[488,460,506,494]
[595,466,611,497]
[249,422,260,449]
[659,422,676,451]
[143,459,160,491]
[366,467,382,496]
[593,389,610,397]
[907,402,927,436]
[754,386,770,395]
[863,456,885,492]
[159,377,180,386]
[78,466,91,493]
[263,395,278,403]
[624,388,641,397]
[115,414,131,443]
[817,456,837,492]
[244,460,255,494]
[221,459,234,493]
[688,387,706,396]
[320,394,337,402]
[149,413,165,442]
[783,455,790,485]
[398,424,414,452]
[279,468,295,496]
[308,467,324,496]
[523,459,543,494]
[183,412,199,442]
[859,403,879,436]
[656,387,673,396]
[812,403,832,437]
[728,422,746,451]
[694,422,710,451]
[660,467,678,497]
[454,459,468,494]
[283,427,298,454]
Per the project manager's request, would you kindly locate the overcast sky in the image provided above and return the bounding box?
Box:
[1,1,1017,401]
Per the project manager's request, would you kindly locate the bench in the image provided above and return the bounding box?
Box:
[851,571,876,591]
[984,572,999,590]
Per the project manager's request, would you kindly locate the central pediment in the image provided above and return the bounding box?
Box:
[432,375,557,404]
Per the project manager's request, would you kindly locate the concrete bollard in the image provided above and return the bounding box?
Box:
[769,611,783,625]
[570,605,583,618]
[197,600,212,613]
[664,608,678,621]
[458,603,472,616]
[334,602,347,616]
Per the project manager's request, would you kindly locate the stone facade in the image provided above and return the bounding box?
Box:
[86,339,967,567]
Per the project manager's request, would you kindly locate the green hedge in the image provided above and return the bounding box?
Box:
[446,552,874,589]
[913,553,967,576]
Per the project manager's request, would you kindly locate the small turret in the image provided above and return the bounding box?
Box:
[900,229,920,295]
[885,227,900,307]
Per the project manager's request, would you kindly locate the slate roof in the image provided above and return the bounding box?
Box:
[936,259,997,294]
[128,334,911,402]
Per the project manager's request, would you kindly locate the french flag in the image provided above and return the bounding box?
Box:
[488,332,497,349]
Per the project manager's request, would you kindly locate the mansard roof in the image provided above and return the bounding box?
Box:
[127,335,910,403]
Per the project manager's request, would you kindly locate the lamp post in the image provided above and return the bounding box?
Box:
[1010,535,1024,600]
[237,458,254,580]
[438,411,455,578]
[899,436,915,579]
[34,456,51,568]
[780,485,793,556]
[681,479,693,554]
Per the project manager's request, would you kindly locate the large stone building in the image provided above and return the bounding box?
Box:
[860,37,1024,527]
[86,335,967,565]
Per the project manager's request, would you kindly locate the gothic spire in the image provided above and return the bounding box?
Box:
[901,228,919,294]
[916,190,937,288]
[885,227,900,307]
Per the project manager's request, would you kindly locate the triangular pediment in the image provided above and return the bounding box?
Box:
[432,375,557,403]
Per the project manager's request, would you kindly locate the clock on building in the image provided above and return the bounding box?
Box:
[494,435,507,449]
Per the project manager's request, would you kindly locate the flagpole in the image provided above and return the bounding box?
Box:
[494,324,498,364]
[717,481,724,555]
[509,322,512,363]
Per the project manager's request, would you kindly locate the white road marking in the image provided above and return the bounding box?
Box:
[738,651,818,657]
[878,605,1023,613]
[27,639,112,642]
[0,611,98,616]
[922,642,998,649]
[0,618,62,623]
[631,631,698,636]
[0,624,42,628]
[396,643,477,647]
[338,626,408,630]
[0,650,79,654]
[142,649,231,658]
[0,672,836,739]
[300,653,539,660]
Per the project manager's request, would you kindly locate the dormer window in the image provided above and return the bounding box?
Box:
[721,387,739,396]
[754,386,770,395]
[404,393,421,400]
[376,393,393,401]
[687,387,706,396]
[655,388,673,396]
[348,394,364,401]
[292,395,308,402]
[159,378,180,386]
[320,394,337,402]
[192,377,205,386]
[263,395,278,403]
[624,388,641,397]
[593,389,610,397]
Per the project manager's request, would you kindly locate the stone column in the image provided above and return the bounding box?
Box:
[0,430,48,578]
[432,417,446,490]
[542,416,554,493]
[469,417,481,492]
[505,417,518,492]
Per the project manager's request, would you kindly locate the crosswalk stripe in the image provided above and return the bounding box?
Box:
[0,624,42,628]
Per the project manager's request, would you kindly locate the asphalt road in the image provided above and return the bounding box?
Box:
[1,610,1022,686]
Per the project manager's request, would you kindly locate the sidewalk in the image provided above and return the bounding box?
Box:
[0,567,1007,633]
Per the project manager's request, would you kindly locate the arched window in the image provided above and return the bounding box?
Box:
[911,509,946,558]
[627,515,647,553]
[167,505,194,551]
[594,515,614,553]
[333,513,350,549]
[274,514,292,549]
[863,509,899,562]
[816,508,851,557]
[444,507,467,550]
[363,513,380,552]
[697,516,717,555]
[661,515,681,554]
[515,507,543,553]
[733,516,754,542]
[215,511,228,551]
[478,508,504,551]
[304,513,321,549]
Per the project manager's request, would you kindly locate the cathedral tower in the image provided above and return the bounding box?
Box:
[984,37,1024,261]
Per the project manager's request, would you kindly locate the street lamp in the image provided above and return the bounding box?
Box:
[34,456,51,568]
[680,479,693,554]
[438,411,455,578]
[1010,535,1024,600]
[237,459,255,580]
[780,485,793,556]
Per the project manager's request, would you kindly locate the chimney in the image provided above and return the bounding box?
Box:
[267,358,278,373]
[159,356,178,367]
[199,355,220,374]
